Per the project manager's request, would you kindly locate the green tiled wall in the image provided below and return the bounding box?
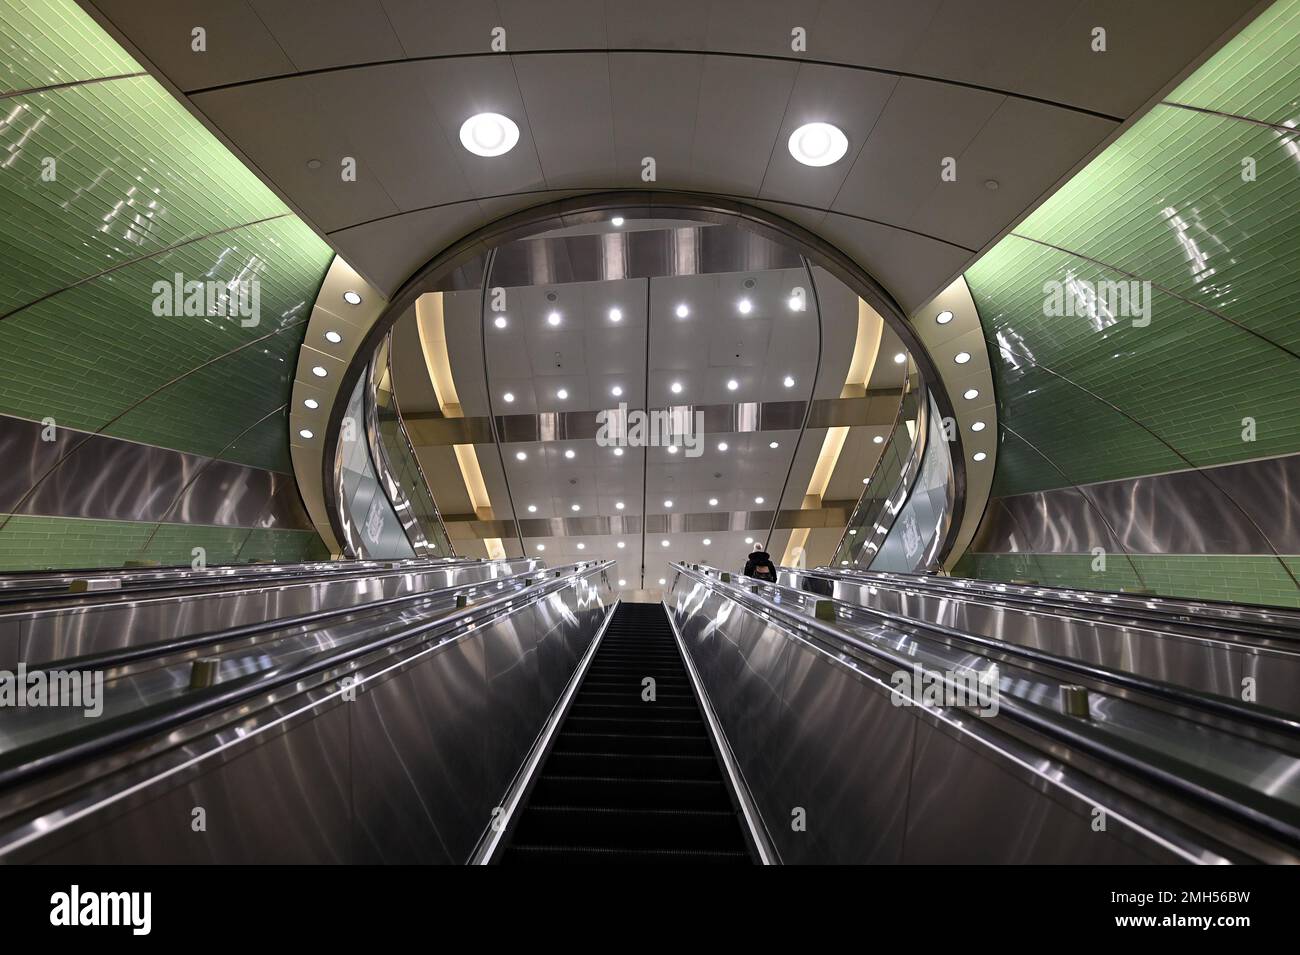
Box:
[959,0,1300,607]
[0,514,329,572]
[0,0,336,568]
[954,553,1300,610]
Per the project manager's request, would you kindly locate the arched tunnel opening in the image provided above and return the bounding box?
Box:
[0,0,1297,909]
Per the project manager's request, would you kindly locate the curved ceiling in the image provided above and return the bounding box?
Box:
[81,0,1259,317]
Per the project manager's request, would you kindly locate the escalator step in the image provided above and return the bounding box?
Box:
[502,602,753,864]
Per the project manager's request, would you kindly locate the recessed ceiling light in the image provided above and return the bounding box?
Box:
[745,536,754,545]
[664,500,673,508]
[893,352,906,364]
[973,451,987,462]
[783,375,795,388]
[675,303,689,319]
[503,392,515,403]
[618,578,627,586]
[527,504,537,512]
[342,290,362,306]
[717,442,728,452]
[564,448,575,459]
[613,447,624,457]
[547,311,561,326]
[667,445,679,455]
[570,503,580,512]
[311,366,327,378]
[703,538,711,546]
[726,379,739,391]
[303,398,318,410]
[873,435,884,444]
[611,216,625,226]
[556,388,568,400]
[298,429,314,439]
[788,121,849,167]
[936,310,954,325]
[971,421,986,432]
[964,389,979,400]
[616,501,625,510]
[611,385,623,397]
[849,529,857,535]
[737,298,752,315]
[862,477,870,485]
[769,441,779,449]
[324,330,342,344]
[515,451,527,461]
[659,578,666,586]
[754,496,765,505]
[617,541,625,549]
[576,542,585,550]
[661,539,670,547]
[788,293,805,312]
[536,544,545,552]
[458,112,520,157]
[954,352,971,364]
[670,381,683,394]
[494,315,508,329]
[608,307,622,322]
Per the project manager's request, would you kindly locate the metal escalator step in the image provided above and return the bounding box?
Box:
[527,775,733,810]
[510,806,747,851]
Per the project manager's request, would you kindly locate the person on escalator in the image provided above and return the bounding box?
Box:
[743,549,777,583]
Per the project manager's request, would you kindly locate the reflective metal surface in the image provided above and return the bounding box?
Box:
[782,567,1300,716]
[666,563,1300,863]
[974,452,1300,556]
[0,564,616,863]
[0,411,312,530]
[3,557,537,665]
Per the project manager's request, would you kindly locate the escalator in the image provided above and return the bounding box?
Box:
[503,602,753,864]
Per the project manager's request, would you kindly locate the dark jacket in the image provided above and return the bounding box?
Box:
[743,550,777,582]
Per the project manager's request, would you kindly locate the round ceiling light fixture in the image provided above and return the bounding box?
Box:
[342,290,362,306]
[303,398,318,410]
[459,112,519,157]
[788,122,849,167]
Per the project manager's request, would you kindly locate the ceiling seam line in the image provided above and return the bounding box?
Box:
[1160,100,1300,135]
[325,187,981,253]
[478,248,526,557]
[0,71,149,100]
[1005,232,1300,363]
[640,276,651,590]
[0,212,295,324]
[182,47,1125,121]
[752,61,802,199]
[765,254,825,552]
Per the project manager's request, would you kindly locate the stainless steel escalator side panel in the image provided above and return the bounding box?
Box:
[25,702,355,864]
[0,566,616,864]
[666,572,1214,865]
[778,570,1300,716]
[352,635,488,864]
[10,559,539,664]
[901,714,1174,864]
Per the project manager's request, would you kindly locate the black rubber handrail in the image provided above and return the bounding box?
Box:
[0,563,612,794]
[674,563,1300,852]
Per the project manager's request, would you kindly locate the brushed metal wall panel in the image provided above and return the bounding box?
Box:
[0,412,311,530]
[977,453,1300,556]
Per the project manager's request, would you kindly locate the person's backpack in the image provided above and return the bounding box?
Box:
[744,550,777,581]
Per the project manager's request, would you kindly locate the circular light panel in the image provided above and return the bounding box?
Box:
[788,122,849,167]
[459,112,520,157]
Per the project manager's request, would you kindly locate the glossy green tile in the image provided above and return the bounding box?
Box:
[0,0,138,94]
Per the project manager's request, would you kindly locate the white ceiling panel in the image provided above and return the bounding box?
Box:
[250,0,404,71]
[690,55,798,195]
[513,53,617,189]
